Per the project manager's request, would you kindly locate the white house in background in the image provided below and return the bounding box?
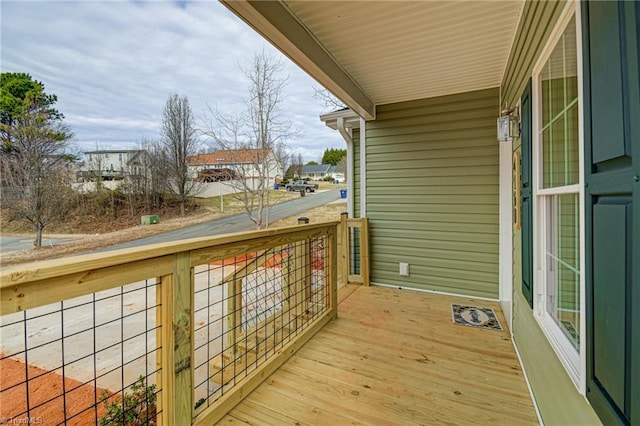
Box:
[301,164,345,183]
[186,149,283,185]
[82,149,147,181]
[327,166,345,183]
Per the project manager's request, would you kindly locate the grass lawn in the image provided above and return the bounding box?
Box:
[196,189,298,213]
[314,181,345,191]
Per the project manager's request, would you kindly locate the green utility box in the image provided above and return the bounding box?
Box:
[141,215,160,225]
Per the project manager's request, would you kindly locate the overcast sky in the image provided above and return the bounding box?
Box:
[1,0,346,162]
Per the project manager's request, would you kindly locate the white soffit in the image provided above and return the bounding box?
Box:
[319,109,360,130]
[283,0,524,106]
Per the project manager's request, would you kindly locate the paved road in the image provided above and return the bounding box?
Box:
[91,188,343,253]
[0,235,77,253]
[0,189,343,254]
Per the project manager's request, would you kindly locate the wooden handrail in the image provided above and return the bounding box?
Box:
[0,222,338,287]
[1,222,338,315]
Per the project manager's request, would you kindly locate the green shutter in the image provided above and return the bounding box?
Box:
[520,80,534,308]
[583,1,639,424]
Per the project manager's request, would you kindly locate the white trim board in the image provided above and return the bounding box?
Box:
[371,282,500,303]
[359,117,367,218]
[499,137,514,325]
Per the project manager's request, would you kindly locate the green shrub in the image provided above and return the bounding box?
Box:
[99,376,157,426]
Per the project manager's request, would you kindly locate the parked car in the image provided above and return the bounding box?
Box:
[285,180,319,192]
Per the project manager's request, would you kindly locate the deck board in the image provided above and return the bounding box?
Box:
[219,285,538,425]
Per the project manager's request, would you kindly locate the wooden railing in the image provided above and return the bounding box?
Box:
[0,221,339,425]
[338,212,370,286]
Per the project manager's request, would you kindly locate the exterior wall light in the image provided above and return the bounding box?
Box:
[497,109,520,142]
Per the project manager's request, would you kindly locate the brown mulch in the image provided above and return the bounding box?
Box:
[0,356,108,425]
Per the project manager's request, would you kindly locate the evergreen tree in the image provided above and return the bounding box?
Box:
[321,147,346,165]
[1,72,63,149]
[0,73,73,246]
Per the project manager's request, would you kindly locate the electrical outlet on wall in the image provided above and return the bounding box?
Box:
[399,262,410,276]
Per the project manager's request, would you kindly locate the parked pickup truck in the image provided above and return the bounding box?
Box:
[285,180,319,192]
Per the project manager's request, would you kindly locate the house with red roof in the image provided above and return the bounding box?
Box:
[186,149,283,187]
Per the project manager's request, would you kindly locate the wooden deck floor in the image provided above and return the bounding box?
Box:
[218,285,538,425]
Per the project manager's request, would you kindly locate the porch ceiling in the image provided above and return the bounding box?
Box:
[221,1,524,120]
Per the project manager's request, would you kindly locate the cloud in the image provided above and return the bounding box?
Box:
[1,0,346,161]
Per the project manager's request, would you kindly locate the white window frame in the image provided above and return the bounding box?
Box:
[531,0,586,394]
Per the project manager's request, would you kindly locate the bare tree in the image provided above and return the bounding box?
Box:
[160,93,198,216]
[313,86,346,110]
[202,51,296,229]
[272,141,289,179]
[116,138,169,213]
[139,139,170,211]
[84,142,105,189]
[0,92,73,247]
[286,152,303,180]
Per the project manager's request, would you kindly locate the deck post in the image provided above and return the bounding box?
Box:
[226,277,242,353]
[360,218,370,286]
[156,277,166,425]
[345,218,368,285]
[294,217,311,314]
[234,278,242,349]
[328,224,339,318]
[338,212,349,287]
[159,252,193,425]
[298,217,313,305]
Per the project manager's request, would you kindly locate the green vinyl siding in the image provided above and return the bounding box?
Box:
[352,129,361,218]
[501,0,566,108]
[363,87,499,298]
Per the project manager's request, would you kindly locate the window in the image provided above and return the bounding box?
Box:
[540,17,579,191]
[545,192,580,350]
[533,10,583,387]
